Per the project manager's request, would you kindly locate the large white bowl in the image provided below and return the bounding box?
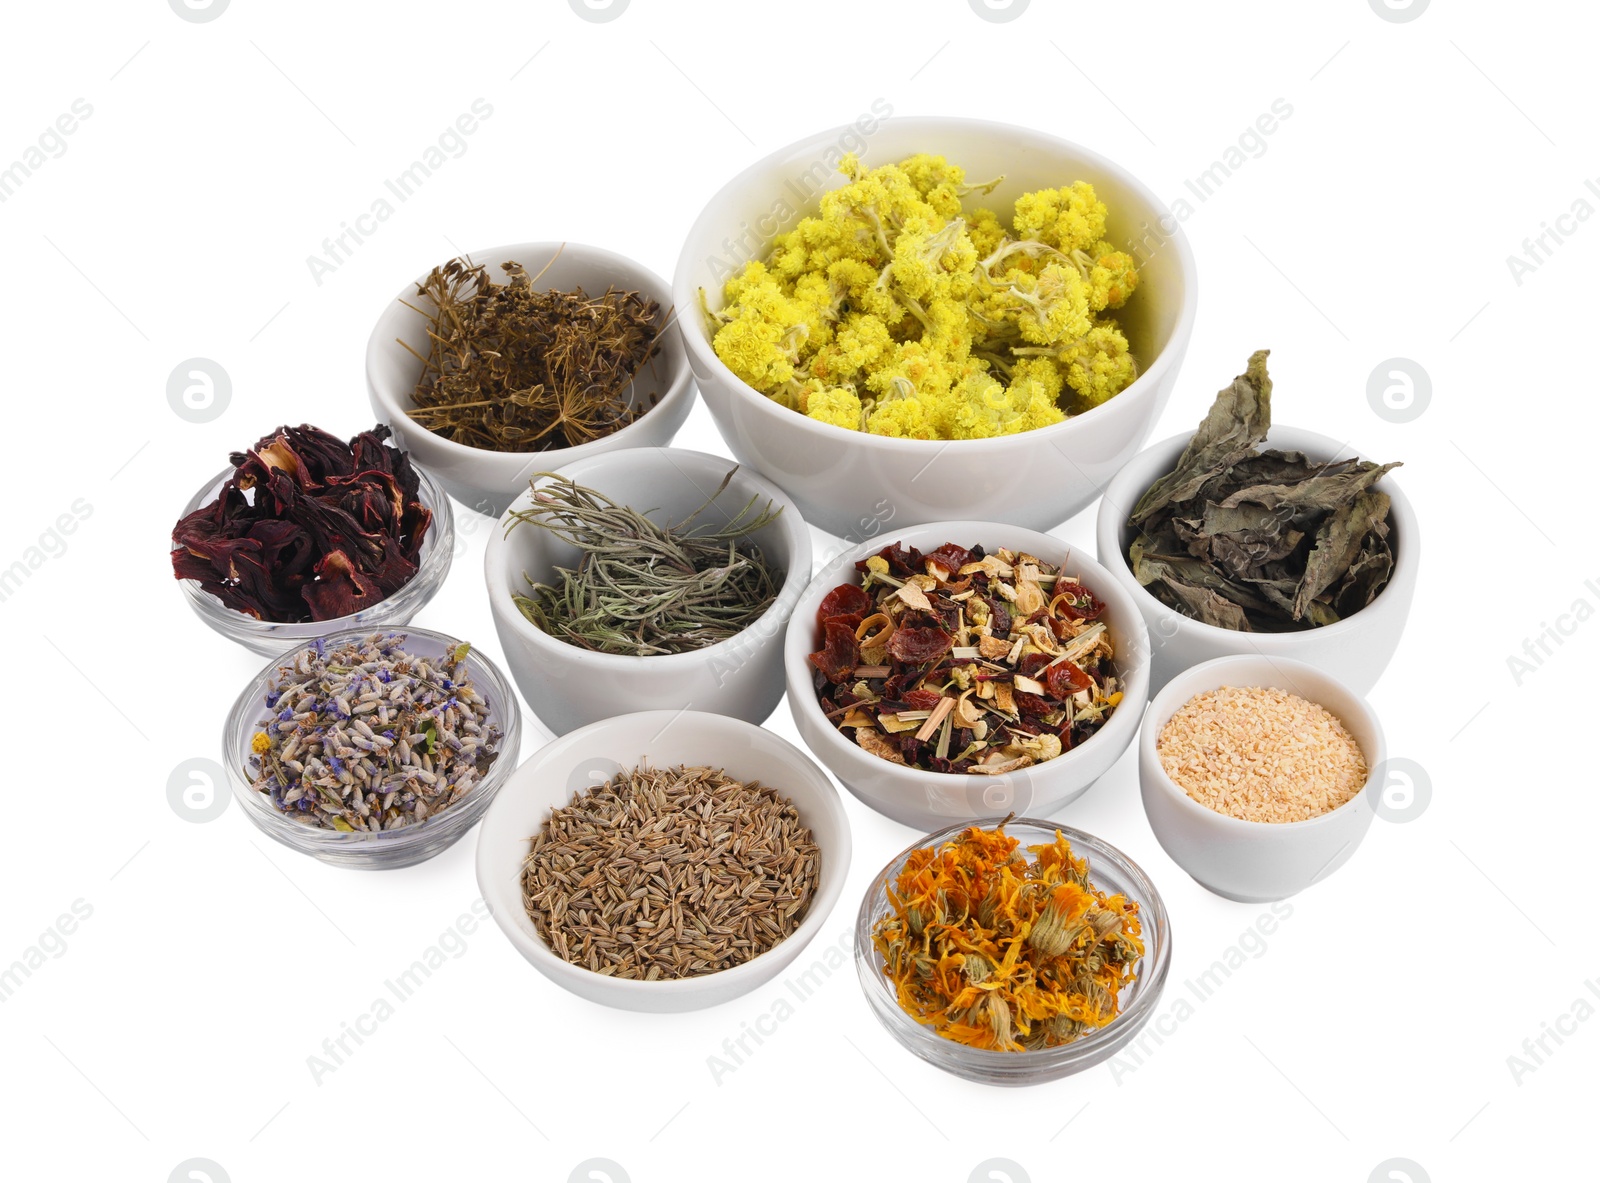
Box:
[485,447,812,735]
[475,709,852,1012]
[1095,425,1418,696]
[783,521,1150,831]
[1139,655,1384,903]
[368,240,696,518]
[672,116,1198,539]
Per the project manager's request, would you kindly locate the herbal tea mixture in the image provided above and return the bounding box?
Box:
[402,252,665,452]
[1127,350,1402,631]
[1157,686,1368,823]
[509,469,784,656]
[246,633,503,832]
[872,820,1144,1051]
[703,153,1140,440]
[808,543,1121,773]
[523,765,821,980]
[171,424,433,623]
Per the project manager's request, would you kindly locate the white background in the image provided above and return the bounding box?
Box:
[0,0,1588,1180]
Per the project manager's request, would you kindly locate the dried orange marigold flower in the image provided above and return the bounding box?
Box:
[870,820,1144,1052]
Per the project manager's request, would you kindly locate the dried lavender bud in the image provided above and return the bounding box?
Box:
[247,633,502,833]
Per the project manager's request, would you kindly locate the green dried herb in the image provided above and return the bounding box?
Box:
[1126,350,1402,631]
[399,250,665,453]
[508,469,783,656]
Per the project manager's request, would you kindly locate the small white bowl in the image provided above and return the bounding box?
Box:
[367,241,697,518]
[1095,425,1418,696]
[475,709,852,1012]
[1139,655,1384,902]
[484,447,812,735]
[672,115,1198,538]
[783,521,1150,831]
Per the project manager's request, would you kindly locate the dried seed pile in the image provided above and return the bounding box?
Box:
[522,765,821,980]
[1156,685,1368,823]
[248,633,503,832]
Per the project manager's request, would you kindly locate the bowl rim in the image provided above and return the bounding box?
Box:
[671,114,1199,452]
[1096,422,1419,645]
[783,518,1152,787]
[854,815,1172,1066]
[175,453,455,634]
[222,624,523,846]
[1138,653,1387,834]
[474,707,853,999]
[483,445,814,673]
[365,239,697,467]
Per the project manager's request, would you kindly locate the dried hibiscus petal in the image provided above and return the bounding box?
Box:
[171,423,431,623]
[1017,652,1053,679]
[1052,579,1106,620]
[1014,690,1054,719]
[1044,659,1094,699]
[817,583,872,627]
[924,543,971,579]
[886,626,954,665]
[808,619,860,683]
[898,688,944,712]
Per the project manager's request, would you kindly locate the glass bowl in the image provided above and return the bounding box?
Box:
[854,817,1172,1086]
[222,626,521,869]
[174,462,455,657]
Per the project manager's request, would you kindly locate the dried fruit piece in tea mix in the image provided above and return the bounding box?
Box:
[171,424,432,623]
[808,543,1122,773]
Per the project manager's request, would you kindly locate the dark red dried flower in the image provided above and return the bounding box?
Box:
[816,583,872,628]
[171,424,432,623]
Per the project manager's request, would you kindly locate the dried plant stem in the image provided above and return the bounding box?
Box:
[508,469,784,656]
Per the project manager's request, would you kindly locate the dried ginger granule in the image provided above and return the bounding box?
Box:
[1156,685,1368,823]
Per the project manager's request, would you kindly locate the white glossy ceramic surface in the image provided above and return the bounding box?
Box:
[783,521,1150,831]
[475,709,852,1012]
[1139,655,1385,903]
[485,447,812,736]
[1095,425,1418,696]
[367,241,696,518]
[672,116,1198,538]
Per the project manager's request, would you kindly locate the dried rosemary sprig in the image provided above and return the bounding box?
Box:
[399,250,666,453]
[508,469,783,656]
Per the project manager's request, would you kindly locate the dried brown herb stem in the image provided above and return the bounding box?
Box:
[400,252,667,453]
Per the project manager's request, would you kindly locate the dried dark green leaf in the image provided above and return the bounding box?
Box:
[1292,490,1392,620]
[1129,349,1273,526]
[1124,351,1402,632]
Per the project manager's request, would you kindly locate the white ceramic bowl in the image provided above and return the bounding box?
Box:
[1139,655,1385,902]
[672,115,1198,538]
[783,521,1150,831]
[1096,425,1418,696]
[485,447,812,735]
[367,240,697,518]
[475,709,852,1012]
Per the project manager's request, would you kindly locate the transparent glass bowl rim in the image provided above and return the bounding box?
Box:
[222,625,522,849]
[174,456,455,638]
[854,816,1172,1070]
